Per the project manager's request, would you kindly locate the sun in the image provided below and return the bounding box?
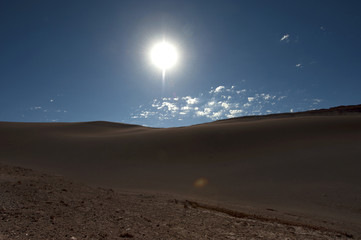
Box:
[150,41,178,71]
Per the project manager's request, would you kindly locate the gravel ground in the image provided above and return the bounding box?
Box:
[0,164,354,240]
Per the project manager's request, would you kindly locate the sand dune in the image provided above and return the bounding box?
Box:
[1,105,361,238]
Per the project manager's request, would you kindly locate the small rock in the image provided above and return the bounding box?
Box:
[119,233,133,238]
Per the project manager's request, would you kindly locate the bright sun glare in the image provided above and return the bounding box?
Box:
[150,41,178,71]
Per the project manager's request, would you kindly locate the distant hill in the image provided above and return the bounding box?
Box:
[213,104,361,124]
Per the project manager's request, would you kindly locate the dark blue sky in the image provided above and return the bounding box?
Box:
[1,0,361,127]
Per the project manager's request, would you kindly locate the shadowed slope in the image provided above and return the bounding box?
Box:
[1,105,361,237]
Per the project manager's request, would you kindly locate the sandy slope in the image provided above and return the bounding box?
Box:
[1,105,361,238]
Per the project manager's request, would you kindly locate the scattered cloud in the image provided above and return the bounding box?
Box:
[262,94,273,100]
[130,85,323,127]
[312,99,322,105]
[221,102,229,109]
[209,86,225,94]
[248,97,255,102]
[280,34,290,42]
[320,26,326,31]
[227,109,243,118]
[196,108,212,117]
[55,109,67,113]
[25,94,67,122]
[182,96,199,105]
[215,86,225,92]
[158,102,178,112]
[296,63,303,68]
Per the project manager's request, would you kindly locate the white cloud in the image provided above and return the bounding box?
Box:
[152,102,160,108]
[212,111,223,119]
[196,108,212,117]
[296,63,302,68]
[312,99,322,105]
[138,111,156,119]
[280,34,290,41]
[208,101,215,106]
[262,94,272,100]
[182,96,199,105]
[229,109,243,115]
[214,86,225,93]
[248,97,255,102]
[181,106,192,111]
[227,109,243,118]
[221,102,229,109]
[159,102,178,112]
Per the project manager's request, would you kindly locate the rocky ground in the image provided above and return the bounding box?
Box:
[0,163,355,240]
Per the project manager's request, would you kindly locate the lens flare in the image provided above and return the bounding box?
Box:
[194,177,208,188]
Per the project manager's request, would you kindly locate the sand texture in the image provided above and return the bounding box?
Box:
[0,164,354,240]
[1,105,361,239]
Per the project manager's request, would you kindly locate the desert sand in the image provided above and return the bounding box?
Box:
[1,105,361,239]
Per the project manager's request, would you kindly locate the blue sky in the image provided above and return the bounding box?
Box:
[1,0,361,127]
